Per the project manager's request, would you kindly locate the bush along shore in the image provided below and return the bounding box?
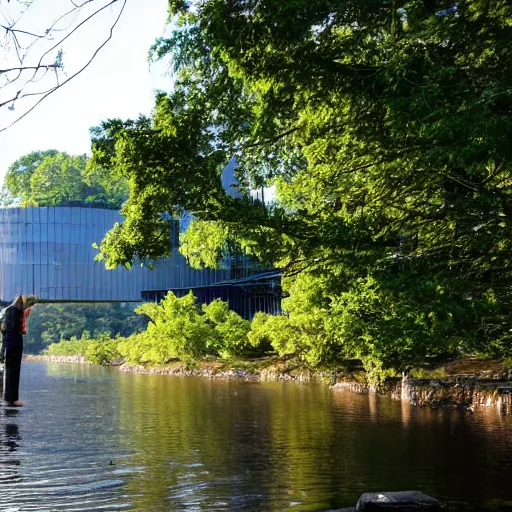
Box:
[27,349,512,416]
[26,292,512,413]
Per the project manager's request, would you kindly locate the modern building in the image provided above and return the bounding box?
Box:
[0,205,282,318]
[0,206,231,302]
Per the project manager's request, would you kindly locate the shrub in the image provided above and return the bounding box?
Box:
[131,291,216,364]
[84,333,122,365]
[202,299,251,358]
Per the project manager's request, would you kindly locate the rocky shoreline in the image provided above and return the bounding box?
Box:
[26,354,91,365]
[332,377,512,413]
[25,354,512,413]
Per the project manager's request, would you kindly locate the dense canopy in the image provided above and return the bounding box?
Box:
[89,0,512,374]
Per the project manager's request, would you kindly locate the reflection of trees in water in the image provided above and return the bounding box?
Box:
[115,374,512,511]
[118,376,264,510]
[330,389,512,508]
[117,376,337,511]
[0,407,21,485]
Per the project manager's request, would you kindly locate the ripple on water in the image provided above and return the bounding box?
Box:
[2,362,512,511]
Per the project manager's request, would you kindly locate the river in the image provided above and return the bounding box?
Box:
[1,361,512,511]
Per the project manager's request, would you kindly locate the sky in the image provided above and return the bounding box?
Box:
[0,0,170,180]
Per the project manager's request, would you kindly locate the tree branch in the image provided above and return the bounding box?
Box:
[0,64,60,74]
[241,125,302,149]
[0,25,46,39]
[0,0,128,131]
[0,0,128,132]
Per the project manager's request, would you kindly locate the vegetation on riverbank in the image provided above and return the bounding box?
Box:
[43,291,512,385]
[83,2,512,376]
[46,292,274,368]
[14,3,512,378]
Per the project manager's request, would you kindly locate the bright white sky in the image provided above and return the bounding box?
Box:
[0,0,170,180]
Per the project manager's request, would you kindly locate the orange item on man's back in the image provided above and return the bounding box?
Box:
[21,307,31,334]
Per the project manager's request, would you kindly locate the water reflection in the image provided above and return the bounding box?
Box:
[401,398,412,427]
[0,407,21,489]
[3,408,21,451]
[330,390,512,510]
[6,362,512,511]
[115,377,343,511]
[114,376,512,512]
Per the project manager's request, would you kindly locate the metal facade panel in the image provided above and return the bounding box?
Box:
[41,241,48,263]
[0,206,243,303]
[71,208,81,226]
[33,264,41,297]
[94,260,102,300]
[40,264,49,295]
[2,265,10,300]
[48,263,56,298]
[40,207,48,229]
[55,221,63,244]
[33,241,41,265]
[62,207,71,225]
[48,207,55,227]
[25,208,33,225]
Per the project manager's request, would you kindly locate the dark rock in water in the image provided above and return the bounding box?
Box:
[355,491,441,511]
[327,492,441,512]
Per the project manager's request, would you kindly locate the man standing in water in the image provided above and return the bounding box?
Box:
[1,296,33,407]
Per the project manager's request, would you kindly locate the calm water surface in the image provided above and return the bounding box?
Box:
[1,361,512,511]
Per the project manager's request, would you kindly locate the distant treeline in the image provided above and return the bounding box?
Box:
[25,303,147,353]
[2,150,128,209]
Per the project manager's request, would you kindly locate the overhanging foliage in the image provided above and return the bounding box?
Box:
[89,0,512,371]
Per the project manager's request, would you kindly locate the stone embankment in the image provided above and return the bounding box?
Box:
[118,362,322,383]
[333,375,512,413]
[108,360,512,413]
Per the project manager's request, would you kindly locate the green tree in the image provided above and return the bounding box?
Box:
[3,150,128,208]
[90,1,512,371]
[202,299,252,358]
[29,153,89,205]
[127,292,215,364]
[25,303,147,353]
[180,220,229,269]
[4,150,59,204]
